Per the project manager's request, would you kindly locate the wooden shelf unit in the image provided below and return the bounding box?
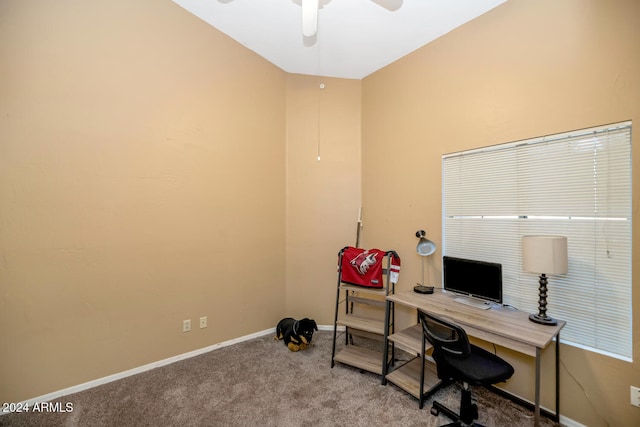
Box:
[387,323,424,355]
[331,248,399,380]
[338,310,386,330]
[333,345,384,374]
[385,357,441,402]
[385,323,442,407]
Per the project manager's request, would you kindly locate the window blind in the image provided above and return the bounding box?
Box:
[442,121,632,360]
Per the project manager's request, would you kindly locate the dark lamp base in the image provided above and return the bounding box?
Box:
[529,313,558,326]
[413,285,434,294]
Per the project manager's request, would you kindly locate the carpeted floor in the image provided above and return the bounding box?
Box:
[1,330,557,426]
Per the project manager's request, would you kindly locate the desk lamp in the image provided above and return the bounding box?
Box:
[522,235,568,326]
[414,230,436,294]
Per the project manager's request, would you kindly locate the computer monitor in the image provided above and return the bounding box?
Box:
[443,256,503,305]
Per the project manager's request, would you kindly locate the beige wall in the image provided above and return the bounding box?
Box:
[362,0,640,426]
[0,0,287,402]
[2,0,639,425]
[285,75,361,321]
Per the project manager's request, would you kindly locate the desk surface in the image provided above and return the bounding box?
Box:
[388,290,565,352]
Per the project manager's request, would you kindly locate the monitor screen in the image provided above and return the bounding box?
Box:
[443,256,503,304]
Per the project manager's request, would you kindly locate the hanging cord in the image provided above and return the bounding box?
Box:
[317,81,324,161]
[315,8,323,161]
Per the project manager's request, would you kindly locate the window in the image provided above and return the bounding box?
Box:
[442,121,632,360]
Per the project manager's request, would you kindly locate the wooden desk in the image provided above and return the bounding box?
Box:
[386,290,565,427]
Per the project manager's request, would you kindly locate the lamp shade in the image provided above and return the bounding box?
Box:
[522,235,568,275]
[416,230,436,256]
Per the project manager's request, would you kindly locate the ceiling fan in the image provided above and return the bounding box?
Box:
[300,0,403,38]
[218,0,403,40]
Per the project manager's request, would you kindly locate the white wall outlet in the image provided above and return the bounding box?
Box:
[199,316,207,329]
[183,319,191,332]
[631,386,640,407]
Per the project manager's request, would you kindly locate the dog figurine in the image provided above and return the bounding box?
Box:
[275,317,318,352]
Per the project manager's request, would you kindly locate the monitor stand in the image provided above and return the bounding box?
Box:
[454,296,492,310]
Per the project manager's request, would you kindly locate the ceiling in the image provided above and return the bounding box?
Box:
[172,0,507,80]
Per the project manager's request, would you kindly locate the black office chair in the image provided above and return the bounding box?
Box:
[418,310,514,426]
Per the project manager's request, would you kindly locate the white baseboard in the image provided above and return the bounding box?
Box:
[10,327,278,410]
[560,415,587,427]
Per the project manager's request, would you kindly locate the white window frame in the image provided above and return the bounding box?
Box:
[442,121,632,361]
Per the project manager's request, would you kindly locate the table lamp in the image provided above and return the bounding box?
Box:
[522,235,568,325]
[414,230,436,294]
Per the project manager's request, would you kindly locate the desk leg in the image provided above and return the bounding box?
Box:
[535,347,541,427]
[556,333,560,425]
